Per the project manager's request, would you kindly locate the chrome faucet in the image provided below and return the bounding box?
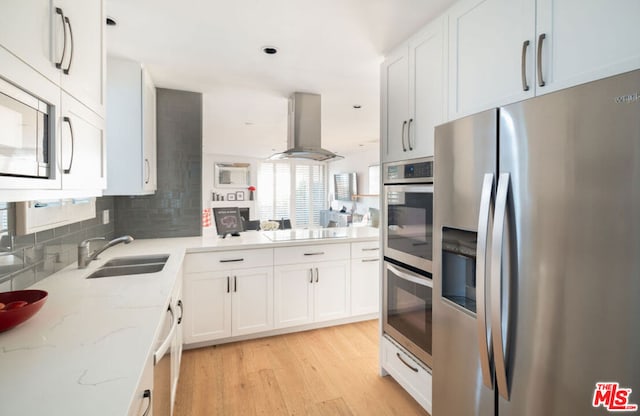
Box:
[78,235,134,269]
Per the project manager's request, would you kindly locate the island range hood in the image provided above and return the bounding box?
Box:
[269,92,343,161]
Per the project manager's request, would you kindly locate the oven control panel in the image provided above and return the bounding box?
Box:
[384,157,433,183]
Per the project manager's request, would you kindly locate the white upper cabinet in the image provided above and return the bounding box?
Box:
[448,0,536,119]
[60,92,106,191]
[0,0,60,84]
[535,0,640,95]
[104,57,157,196]
[54,0,105,117]
[381,16,446,162]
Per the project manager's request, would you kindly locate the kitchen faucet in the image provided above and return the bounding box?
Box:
[77,235,134,269]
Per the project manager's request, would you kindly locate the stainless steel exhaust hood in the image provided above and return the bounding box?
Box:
[269,92,343,161]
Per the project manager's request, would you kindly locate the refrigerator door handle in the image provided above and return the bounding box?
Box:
[491,172,511,400]
[476,173,494,389]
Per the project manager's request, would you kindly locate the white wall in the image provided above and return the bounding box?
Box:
[328,146,380,216]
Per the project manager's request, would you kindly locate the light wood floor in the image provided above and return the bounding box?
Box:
[174,320,430,416]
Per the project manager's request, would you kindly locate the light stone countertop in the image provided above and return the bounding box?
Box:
[0,227,379,416]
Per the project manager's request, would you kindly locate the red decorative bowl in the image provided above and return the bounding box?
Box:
[0,290,48,332]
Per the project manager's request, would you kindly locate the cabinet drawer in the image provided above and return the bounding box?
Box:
[274,243,349,265]
[184,249,273,273]
[381,336,432,413]
[351,241,380,259]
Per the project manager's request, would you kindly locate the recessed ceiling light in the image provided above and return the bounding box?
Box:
[106,17,117,26]
[353,105,362,109]
[262,46,278,55]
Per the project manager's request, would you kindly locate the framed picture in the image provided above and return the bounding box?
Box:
[236,191,245,201]
[227,193,236,201]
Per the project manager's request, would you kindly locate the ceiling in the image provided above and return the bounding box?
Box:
[106,0,456,158]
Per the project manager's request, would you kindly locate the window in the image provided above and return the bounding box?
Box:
[257,161,327,228]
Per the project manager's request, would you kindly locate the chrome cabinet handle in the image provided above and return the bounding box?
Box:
[491,172,511,400]
[537,33,546,87]
[144,158,150,184]
[361,247,379,252]
[521,40,530,91]
[476,173,494,389]
[407,118,414,151]
[303,252,324,256]
[63,116,74,174]
[361,258,379,263]
[63,16,74,74]
[142,389,151,416]
[401,120,408,152]
[315,267,319,283]
[55,8,67,69]
[396,352,419,373]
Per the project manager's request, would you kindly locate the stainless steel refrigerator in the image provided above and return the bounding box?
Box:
[433,69,640,416]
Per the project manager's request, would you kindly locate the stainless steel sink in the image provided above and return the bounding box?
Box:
[86,254,169,279]
[102,254,169,267]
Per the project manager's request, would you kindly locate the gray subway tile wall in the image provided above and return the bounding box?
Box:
[114,88,202,238]
[0,197,116,290]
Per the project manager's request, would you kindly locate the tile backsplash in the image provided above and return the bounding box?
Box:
[0,197,115,291]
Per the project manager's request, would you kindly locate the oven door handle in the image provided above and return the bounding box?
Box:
[386,263,433,288]
[154,305,176,365]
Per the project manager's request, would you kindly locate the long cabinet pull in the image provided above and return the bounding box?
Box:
[361,247,379,252]
[63,116,74,174]
[537,33,546,87]
[521,40,530,91]
[177,300,184,324]
[220,258,244,263]
[491,172,511,400]
[361,258,380,263]
[401,120,408,152]
[476,174,494,389]
[63,16,74,74]
[303,252,324,256]
[55,8,67,69]
[309,268,313,283]
[142,389,151,416]
[234,276,237,292]
[315,267,319,283]
[144,159,150,184]
[407,118,414,151]
[396,352,419,373]
[227,276,230,293]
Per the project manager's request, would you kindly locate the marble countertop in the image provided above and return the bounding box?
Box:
[0,227,379,415]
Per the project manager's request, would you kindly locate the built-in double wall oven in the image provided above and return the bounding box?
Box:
[382,157,434,368]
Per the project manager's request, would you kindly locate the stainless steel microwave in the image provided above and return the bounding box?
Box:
[0,77,53,178]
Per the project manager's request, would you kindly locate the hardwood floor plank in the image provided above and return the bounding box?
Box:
[174,320,429,416]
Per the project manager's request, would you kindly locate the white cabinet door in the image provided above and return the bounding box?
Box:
[448,0,535,119]
[171,276,183,411]
[105,58,156,196]
[183,271,231,344]
[351,258,380,316]
[314,260,350,323]
[55,0,105,116]
[274,264,314,329]
[142,67,157,192]
[408,17,446,158]
[536,0,640,95]
[60,92,106,191]
[0,0,60,84]
[381,48,409,163]
[231,267,274,336]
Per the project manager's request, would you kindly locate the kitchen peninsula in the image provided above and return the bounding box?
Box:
[0,227,380,416]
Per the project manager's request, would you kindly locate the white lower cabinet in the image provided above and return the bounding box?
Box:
[350,257,380,315]
[128,355,153,416]
[183,266,273,344]
[170,275,183,414]
[274,260,350,329]
[381,336,432,413]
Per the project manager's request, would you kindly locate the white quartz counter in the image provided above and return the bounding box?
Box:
[0,227,379,415]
